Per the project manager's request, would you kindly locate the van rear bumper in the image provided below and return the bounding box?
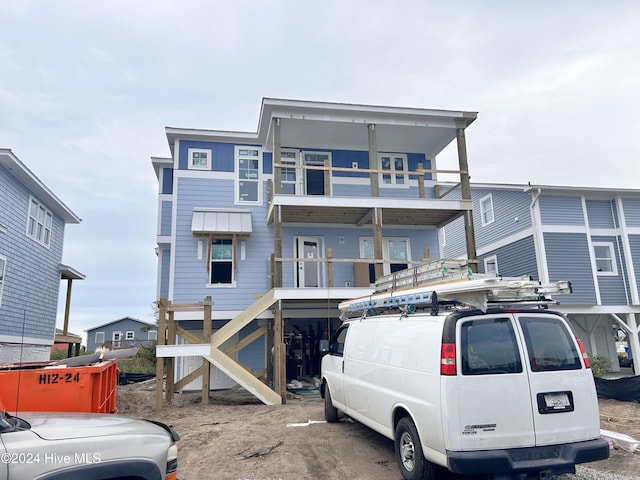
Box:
[447,438,610,475]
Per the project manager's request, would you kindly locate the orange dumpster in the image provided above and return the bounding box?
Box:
[0,359,118,414]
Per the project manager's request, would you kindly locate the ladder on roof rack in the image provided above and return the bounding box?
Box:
[375,259,477,292]
[339,277,572,319]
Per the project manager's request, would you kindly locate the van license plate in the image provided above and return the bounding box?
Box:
[537,391,574,414]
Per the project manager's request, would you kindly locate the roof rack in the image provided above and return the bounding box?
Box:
[339,271,572,320]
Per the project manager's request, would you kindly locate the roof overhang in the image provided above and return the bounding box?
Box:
[59,264,86,281]
[0,149,81,224]
[191,208,253,235]
[164,98,477,159]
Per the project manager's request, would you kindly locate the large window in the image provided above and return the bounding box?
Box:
[593,242,617,275]
[210,238,234,285]
[27,197,53,247]
[236,146,261,204]
[379,154,407,187]
[480,194,494,226]
[280,150,298,195]
[460,317,522,375]
[0,256,6,306]
[360,237,411,280]
[519,316,582,372]
[95,331,105,346]
[188,148,211,170]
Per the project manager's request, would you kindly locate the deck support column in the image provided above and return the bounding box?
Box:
[457,127,478,272]
[274,300,286,402]
[273,118,281,195]
[202,296,212,405]
[155,299,167,411]
[368,124,379,197]
[373,208,384,280]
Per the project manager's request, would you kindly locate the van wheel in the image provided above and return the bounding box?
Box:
[324,384,339,423]
[395,417,436,480]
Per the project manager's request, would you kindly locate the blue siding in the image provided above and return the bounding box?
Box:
[0,165,65,343]
[178,141,238,172]
[544,232,596,304]
[629,234,640,300]
[539,196,584,225]
[473,189,532,248]
[623,198,640,227]
[162,167,173,194]
[479,235,538,279]
[160,200,172,236]
[592,235,629,305]
[586,200,617,229]
[237,322,265,372]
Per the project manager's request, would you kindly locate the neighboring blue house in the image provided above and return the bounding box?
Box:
[0,149,82,362]
[152,98,478,403]
[86,317,157,352]
[441,182,640,374]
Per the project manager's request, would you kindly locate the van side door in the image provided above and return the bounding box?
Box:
[322,325,349,410]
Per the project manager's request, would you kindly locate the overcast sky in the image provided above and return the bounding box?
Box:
[1,1,638,344]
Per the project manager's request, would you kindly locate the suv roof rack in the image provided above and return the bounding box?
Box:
[340,265,571,319]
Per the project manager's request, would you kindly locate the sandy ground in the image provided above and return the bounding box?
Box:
[117,381,640,480]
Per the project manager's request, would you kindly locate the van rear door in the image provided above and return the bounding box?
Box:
[516,313,601,445]
[449,314,535,451]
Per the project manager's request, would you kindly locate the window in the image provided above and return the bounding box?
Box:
[519,316,582,372]
[112,331,122,348]
[379,154,407,187]
[95,331,105,346]
[480,194,494,226]
[27,197,53,247]
[236,146,261,204]
[148,330,158,341]
[210,237,234,285]
[360,237,411,278]
[0,256,5,306]
[484,255,498,275]
[593,242,617,275]
[329,326,349,356]
[279,150,298,195]
[460,317,522,375]
[125,331,135,340]
[188,148,211,170]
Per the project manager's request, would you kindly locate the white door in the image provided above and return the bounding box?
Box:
[295,237,323,287]
[180,334,238,391]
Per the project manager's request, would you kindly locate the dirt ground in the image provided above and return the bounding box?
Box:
[117,381,640,480]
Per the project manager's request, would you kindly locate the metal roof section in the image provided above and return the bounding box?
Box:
[0,149,81,224]
[191,208,253,235]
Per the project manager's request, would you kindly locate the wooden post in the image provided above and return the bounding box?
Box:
[327,248,333,288]
[373,208,384,280]
[273,301,286,402]
[202,296,212,405]
[273,118,282,195]
[417,162,425,199]
[324,158,331,196]
[457,127,478,272]
[274,205,282,288]
[155,299,167,411]
[368,124,379,197]
[266,319,274,387]
[166,310,175,403]
[62,278,72,336]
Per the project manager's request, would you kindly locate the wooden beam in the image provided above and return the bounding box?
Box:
[166,310,175,403]
[62,278,72,335]
[373,208,384,280]
[327,248,333,288]
[174,365,204,392]
[323,158,331,196]
[224,325,268,357]
[175,326,205,345]
[417,162,425,199]
[273,118,281,195]
[155,299,167,411]
[457,127,478,272]
[274,206,282,288]
[202,296,212,405]
[368,124,379,197]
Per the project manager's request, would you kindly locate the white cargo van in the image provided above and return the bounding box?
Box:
[321,278,609,480]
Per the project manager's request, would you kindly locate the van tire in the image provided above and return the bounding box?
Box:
[324,384,339,423]
[394,417,435,480]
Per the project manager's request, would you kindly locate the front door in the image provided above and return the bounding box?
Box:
[296,237,323,287]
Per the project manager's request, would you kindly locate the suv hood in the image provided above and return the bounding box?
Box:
[17,412,168,441]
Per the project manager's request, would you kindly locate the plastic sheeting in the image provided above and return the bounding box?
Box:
[0,343,50,363]
[595,376,640,402]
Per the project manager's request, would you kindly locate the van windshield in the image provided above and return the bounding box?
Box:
[519,316,582,372]
[460,317,522,375]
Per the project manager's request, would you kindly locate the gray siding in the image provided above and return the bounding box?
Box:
[629,234,640,300]
[622,198,640,227]
[472,188,532,248]
[0,165,65,343]
[539,195,585,225]
[159,248,170,300]
[591,235,630,305]
[544,232,596,304]
[160,200,172,236]
[479,235,538,280]
[442,215,466,259]
[586,200,617,229]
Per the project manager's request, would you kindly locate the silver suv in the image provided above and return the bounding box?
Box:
[0,409,179,480]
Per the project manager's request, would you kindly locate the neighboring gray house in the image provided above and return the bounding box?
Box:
[0,149,82,362]
[441,182,640,374]
[86,317,157,352]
